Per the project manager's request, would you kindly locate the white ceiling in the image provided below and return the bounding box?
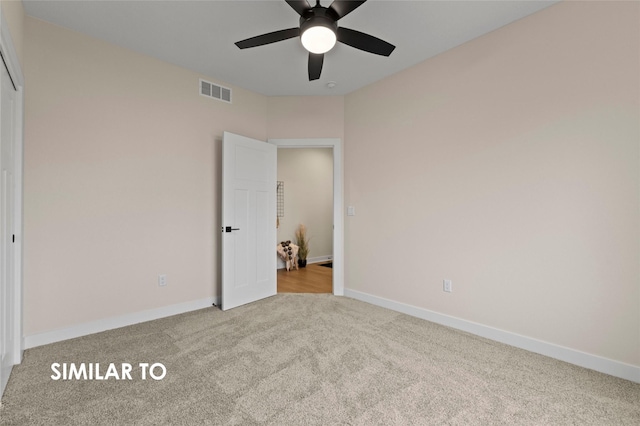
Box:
[23,0,559,96]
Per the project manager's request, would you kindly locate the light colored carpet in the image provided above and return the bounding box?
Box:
[1,294,638,425]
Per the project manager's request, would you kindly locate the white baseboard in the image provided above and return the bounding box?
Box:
[307,255,332,264]
[24,296,218,350]
[277,254,332,269]
[344,289,640,384]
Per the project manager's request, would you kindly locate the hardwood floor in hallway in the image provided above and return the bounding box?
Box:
[277,262,332,293]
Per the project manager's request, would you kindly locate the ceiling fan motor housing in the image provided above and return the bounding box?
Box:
[300,6,339,35]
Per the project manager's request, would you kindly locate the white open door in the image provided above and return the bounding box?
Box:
[221,132,277,310]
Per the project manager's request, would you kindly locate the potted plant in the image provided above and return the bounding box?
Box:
[295,224,310,267]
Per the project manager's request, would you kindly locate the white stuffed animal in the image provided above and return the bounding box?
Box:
[277,240,299,271]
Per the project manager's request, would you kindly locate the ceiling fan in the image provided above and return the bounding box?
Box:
[234,0,395,81]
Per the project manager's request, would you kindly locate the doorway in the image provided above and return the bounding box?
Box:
[269,138,344,296]
[276,147,333,293]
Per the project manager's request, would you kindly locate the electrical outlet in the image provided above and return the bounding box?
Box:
[443,279,452,293]
[158,274,167,287]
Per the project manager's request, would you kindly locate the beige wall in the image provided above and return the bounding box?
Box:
[277,148,333,260]
[22,20,345,338]
[1,0,24,66]
[23,17,267,335]
[344,1,639,366]
[267,96,344,140]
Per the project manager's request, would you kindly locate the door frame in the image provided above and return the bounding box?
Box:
[0,7,25,370]
[268,138,343,296]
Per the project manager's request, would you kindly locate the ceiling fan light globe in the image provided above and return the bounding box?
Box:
[301,25,337,54]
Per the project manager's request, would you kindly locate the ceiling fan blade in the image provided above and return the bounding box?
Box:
[328,0,367,20]
[235,27,300,49]
[337,27,395,56]
[308,53,324,81]
[286,0,311,16]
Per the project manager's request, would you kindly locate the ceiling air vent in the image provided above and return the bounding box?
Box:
[199,79,232,103]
